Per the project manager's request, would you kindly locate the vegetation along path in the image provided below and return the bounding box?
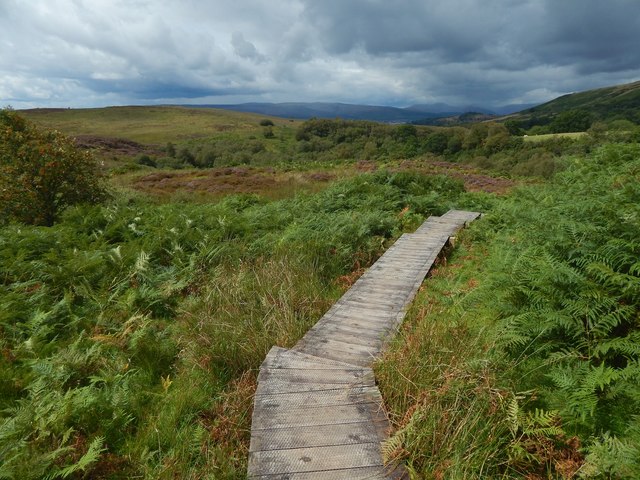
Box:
[248,210,481,479]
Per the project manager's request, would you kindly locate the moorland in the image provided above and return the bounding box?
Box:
[1,80,640,479]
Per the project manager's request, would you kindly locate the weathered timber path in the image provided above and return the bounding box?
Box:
[248,210,481,479]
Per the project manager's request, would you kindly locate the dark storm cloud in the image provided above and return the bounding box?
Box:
[301,0,640,70]
[301,0,509,59]
[295,0,640,106]
[533,0,640,73]
[82,78,262,99]
[1,0,639,108]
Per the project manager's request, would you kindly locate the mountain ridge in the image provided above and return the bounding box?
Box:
[187,101,532,123]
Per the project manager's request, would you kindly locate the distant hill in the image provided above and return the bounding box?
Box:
[406,103,532,116]
[501,80,640,127]
[194,102,442,123]
[193,102,532,123]
[19,105,292,144]
[414,111,499,126]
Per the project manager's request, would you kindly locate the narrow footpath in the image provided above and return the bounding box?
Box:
[248,210,481,479]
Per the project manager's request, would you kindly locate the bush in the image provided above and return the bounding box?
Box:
[155,156,188,169]
[135,154,157,167]
[263,127,275,138]
[0,109,107,226]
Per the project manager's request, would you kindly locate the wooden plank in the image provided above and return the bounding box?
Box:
[256,364,375,394]
[311,318,394,338]
[343,291,409,304]
[294,344,373,367]
[249,465,390,480]
[306,323,391,342]
[251,402,387,430]
[258,366,374,386]
[330,304,402,319]
[250,422,387,451]
[253,386,383,410]
[353,278,422,289]
[341,289,408,305]
[344,284,410,298]
[297,337,379,358]
[262,346,362,370]
[340,297,406,311]
[362,269,422,279]
[248,443,384,475]
[305,331,385,350]
[441,209,481,223]
[312,322,392,340]
[256,378,372,395]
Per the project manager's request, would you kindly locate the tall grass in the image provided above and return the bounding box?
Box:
[377,144,640,479]
[0,171,473,478]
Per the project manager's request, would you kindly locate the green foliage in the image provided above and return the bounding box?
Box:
[0,171,467,478]
[582,426,640,478]
[378,144,640,478]
[0,110,107,226]
[505,119,525,135]
[423,131,448,154]
[135,154,157,168]
[291,117,566,176]
[471,144,640,476]
[510,80,640,126]
[550,109,594,133]
[165,141,176,157]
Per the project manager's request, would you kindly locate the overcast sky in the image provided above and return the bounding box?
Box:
[2,0,640,109]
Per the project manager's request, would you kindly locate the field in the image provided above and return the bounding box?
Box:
[522,131,587,142]
[22,106,300,144]
[2,107,640,479]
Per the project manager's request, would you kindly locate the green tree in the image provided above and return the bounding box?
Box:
[393,124,417,141]
[462,123,488,150]
[483,123,511,153]
[549,109,593,133]
[504,119,524,135]
[423,132,448,155]
[0,109,107,226]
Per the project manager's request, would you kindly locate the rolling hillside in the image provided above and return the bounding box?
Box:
[503,80,640,127]
[20,105,296,144]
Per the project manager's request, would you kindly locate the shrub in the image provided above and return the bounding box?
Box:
[135,154,157,167]
[0,109,107,226]
[155,156,188,169]
[262,127,275,139]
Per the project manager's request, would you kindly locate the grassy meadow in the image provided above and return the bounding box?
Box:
[522,131,587,142]
[2,106,640,478]
[22,106,300,144]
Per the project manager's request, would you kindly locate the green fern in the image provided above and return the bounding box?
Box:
[46,436,105,480]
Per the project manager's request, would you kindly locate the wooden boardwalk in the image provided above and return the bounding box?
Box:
[248,210,480,479]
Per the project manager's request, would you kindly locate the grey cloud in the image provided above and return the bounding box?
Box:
[83,77,262,99]
[301,0,514,60]
[1,0,640,109]
[531,0,640,73]
[231,32,266,62]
